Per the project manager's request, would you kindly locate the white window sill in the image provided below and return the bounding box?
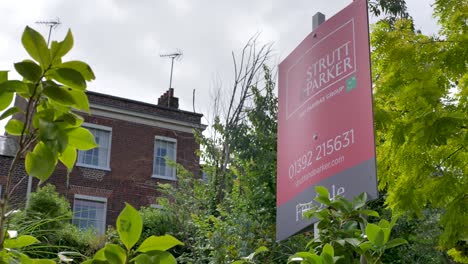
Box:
[151,174,176,181]
[76,163,111,171]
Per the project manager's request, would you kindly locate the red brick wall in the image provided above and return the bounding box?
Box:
[4,92,203,229]
[44,113,201,227]
[0,156,28,208]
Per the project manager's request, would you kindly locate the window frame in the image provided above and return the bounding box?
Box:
[152,136,177,181]
[76,123,112,171]
[72,194,107,235]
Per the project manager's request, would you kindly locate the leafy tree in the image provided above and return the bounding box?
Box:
[0,25,183,263]
[0,25,97,262]
[199,34,273,207]
[371,0,468,256]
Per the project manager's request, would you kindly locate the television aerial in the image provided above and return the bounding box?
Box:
[160,49,183,89]
[35,18,61,46]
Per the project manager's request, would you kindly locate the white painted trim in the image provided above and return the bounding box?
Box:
[87,104,206,134]
[81,122,113,132]
[75,194,108,203]
[155,135,177,143]
[76,124,112,171]
[73,194,107,234]
[152,136,177,181]
[151,174,177,181]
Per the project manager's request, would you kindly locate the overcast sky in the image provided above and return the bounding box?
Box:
[0,0,438,127]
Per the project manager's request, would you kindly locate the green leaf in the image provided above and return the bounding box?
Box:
[4,235,39,248]
[137,234,184,253]
[254,245,269,255]
[47,129,69,154]
[321,253,334,264]
[5,119,27,135]
[50,68,86,90]
[316,186,329,197]
[36,118,69,154]
[0,71,7,82]
[25,142,57,181]
[322,243,334,257]
[16,253,56,264]
[378,219,390,228]
[0,92,13,112]
[378,219,392,243]
[43,83,76,106]
[0,80,29,94]
[59,145,77,171]
[59,61,95,81]
[360,209,379,217]
[0,107,21,120]
[66,127,97,150]
[352,192,367,209]
[359,241,373,251]
[21,26,51,68]
[132,251,177,264]
[56,112,84,128]
[132,253,152,264]
[30,260,58,264]
[32,109,55,129]
[331,199,350,213]
[117,203,143,251]
[384,238,408,249]
[92,247,107,261]
[50,29,73,64]
[344,238,361,247]
[68,89,90,112]
[315,195,331,206]
[104,244,126,264]
[343,221,358,231]
[288,252,321,263]
[14,60,42,81]
[366,223,385,247]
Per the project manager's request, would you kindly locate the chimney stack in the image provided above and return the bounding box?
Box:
[157,88,179,109]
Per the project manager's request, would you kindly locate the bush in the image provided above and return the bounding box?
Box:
[9,184,103,261]
[140,206,178,239]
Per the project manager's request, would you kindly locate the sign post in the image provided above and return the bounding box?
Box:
[277,0,377,241]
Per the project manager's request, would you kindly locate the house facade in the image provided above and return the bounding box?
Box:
[0,88,205,234]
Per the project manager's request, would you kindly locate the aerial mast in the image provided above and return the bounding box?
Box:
[160,49,183,89]
[35,18,61,47]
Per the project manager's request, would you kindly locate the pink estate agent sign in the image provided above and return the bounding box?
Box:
[277,0,377,241]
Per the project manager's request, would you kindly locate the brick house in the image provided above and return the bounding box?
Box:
[0,88,205,234]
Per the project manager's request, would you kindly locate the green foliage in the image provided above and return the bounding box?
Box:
[1,25,96,184]
[0,25,98,262]
[371,7,468,253]
[139,206,177,239]
[162,66,307,263]
[448,247,468,264]
[288,243,339,264]
[297,187,407,264]
[26,184,71,223]
[6,185,103,262]
[86,203,183,264]
[117,203,143,251]
[379,207,450,263]
[232,246,268,264]
[368,0,408,19]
